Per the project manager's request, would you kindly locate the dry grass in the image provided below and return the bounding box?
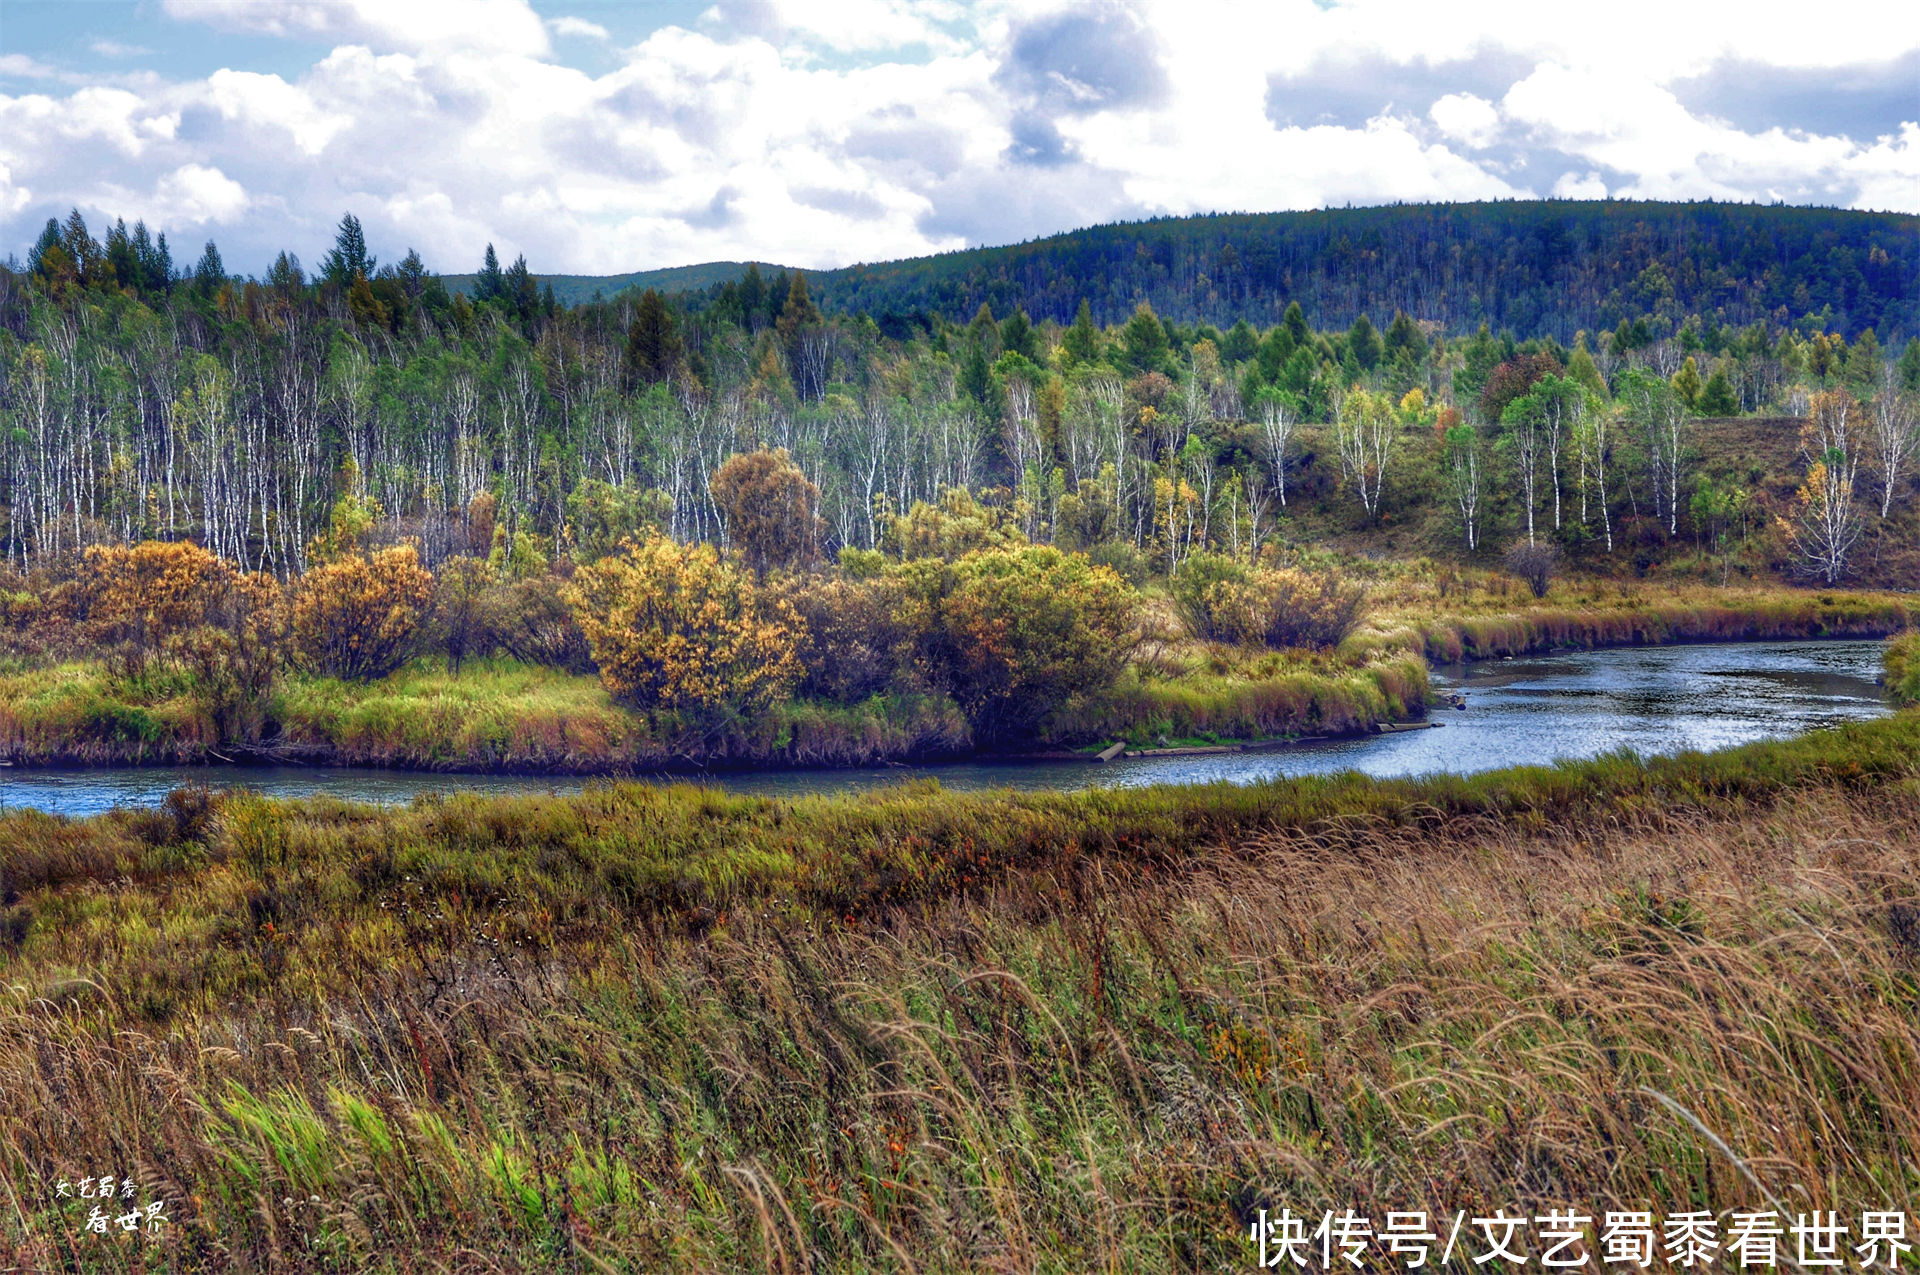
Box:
[1,712,1917,1270]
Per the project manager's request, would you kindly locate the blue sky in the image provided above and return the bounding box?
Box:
[2,0,1915,277]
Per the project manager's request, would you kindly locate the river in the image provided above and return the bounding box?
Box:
[0,638,1892,818]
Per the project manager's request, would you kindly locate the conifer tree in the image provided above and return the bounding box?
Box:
[475,244,504,302]
[193,241,226,295]
[1061,299,1102,366]
[624,289,683,390]
[1347,312,1383,371]
[319,212,377,287]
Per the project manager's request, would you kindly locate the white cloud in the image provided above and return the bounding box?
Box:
[205,70,351,157]
[153,163,249,223]
[162,0,552,57]
[1552,171,1609,199]
[0,162,29,217]
[90,40,156,59]
[1,0,1914,274]
[549,16,611,42]
[0,53,66,80]
[1429,93,1502,149]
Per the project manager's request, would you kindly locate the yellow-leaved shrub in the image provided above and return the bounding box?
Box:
[564,533,800,723]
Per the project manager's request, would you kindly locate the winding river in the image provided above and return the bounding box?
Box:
[0,638,1892,818]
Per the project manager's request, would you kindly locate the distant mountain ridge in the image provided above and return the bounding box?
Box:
[494,201,1920,340]
[443,260,783,306]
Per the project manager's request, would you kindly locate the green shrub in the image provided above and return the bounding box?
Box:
[902,546,1139,744]
[481,573,595,674]
[1170,552,1255,643]
[1086,539,1149,587]
[784,573,910,703]
[1174,554,1367,651]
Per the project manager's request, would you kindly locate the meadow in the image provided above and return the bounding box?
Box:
[0,646,1915,1269]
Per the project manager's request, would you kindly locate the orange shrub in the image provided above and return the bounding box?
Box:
[291,545,434,681]
[82,540,234,651]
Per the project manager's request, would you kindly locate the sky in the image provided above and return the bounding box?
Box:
[0,0,1916,277]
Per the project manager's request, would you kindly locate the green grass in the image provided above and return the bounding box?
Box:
[277,657,639,766]
[1889,630,1920,707]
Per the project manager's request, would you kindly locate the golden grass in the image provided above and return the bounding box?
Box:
[0,715,1916,1268]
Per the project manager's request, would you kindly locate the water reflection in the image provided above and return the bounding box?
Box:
[0,639,1891,817]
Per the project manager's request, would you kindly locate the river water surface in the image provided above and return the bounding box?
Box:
[0,638,1892,818]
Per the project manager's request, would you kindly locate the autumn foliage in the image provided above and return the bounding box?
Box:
[565,533,801,723]
[709,448,823,574]
[291,545,435,681]
[82,539,286,737]
[82,540,241,653]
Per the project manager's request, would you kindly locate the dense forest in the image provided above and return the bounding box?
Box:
[3,203,1915,588]
[793,201,1920,341]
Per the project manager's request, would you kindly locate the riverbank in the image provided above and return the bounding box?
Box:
[1889,630,1920,706]
[3,711,1917,1268]
[1355,580,1919,663]
[0,583,1906,777]
[0,650,1429,775]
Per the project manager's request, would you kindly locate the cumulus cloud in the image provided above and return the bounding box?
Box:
[162,0,552,57]
[1428,93,1503,149]
[1,0,1915,275]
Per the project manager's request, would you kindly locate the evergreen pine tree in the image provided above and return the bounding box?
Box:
[61,209,103,284]
[504,253,538,318]
[1383,310,1427,361]
[395,249,427,300]
[1899,338,1920,393]
[475,244,504,303]
[1061,299,1101,366]
[193,241,226,295]
[266,251,305,294]
[739,263,767,331]
[104,218,137,290]
[320,212,377,287]
[1348,312,1383,371]
[150,231,174,290]
[1697,366,1740,416]
[624,290,683,390]
[1281,300,1311,349]
[29,218,72,288]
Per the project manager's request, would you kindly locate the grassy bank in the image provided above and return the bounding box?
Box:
[1890,630,1920,707]
[0,653,1425,773]
[1353,580,1920,663]
[2,714,1917,1268]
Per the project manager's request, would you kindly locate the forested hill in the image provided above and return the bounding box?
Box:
[794,201,1917,341]
[444,260,775,306]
